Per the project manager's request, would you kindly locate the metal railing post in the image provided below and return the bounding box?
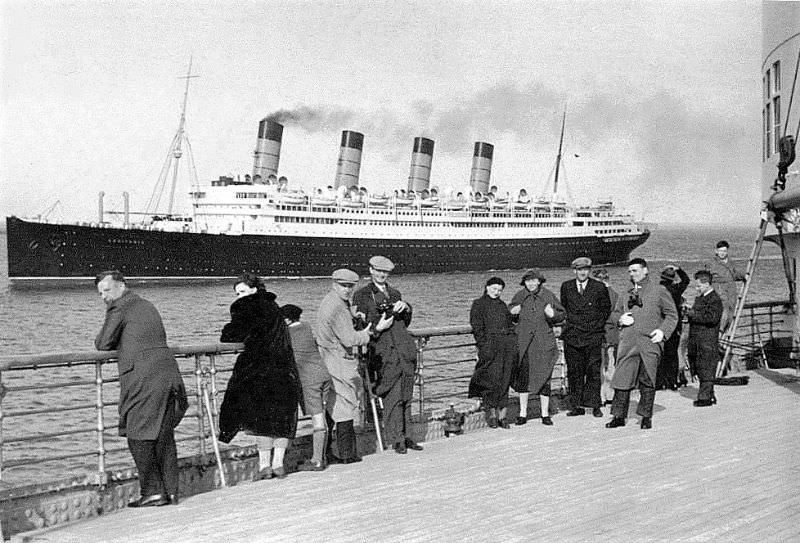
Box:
[194,354,206,457]
[0,370,5,482]
[94,361,107,486]
[208,354,220,422]
[415,337,428,421]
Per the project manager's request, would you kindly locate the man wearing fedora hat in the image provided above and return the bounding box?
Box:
[353,256,423,454]
[316,269,390,464]
[559,256,612,418]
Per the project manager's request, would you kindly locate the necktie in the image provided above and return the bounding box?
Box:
[578,282,585,294]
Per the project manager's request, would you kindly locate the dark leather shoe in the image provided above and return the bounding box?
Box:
[128,494,169,508]
[298,459,326,471]
[487,417,499,428]
[394,441,407,454]
[640,417,652,429]
[515,416,527,426]
[254,467,274,481]
[605,417,626,428]
[273,467,287,479]
[327,455,345,465]
[541,416,553,426]
[343,456,362,464]
[711,394,718,405]
[404,438,423,451]
[498,418,510,429]
[592,408,603,418]
[693,399,713,407]
[167,494,179,505]
[566,408,586,417]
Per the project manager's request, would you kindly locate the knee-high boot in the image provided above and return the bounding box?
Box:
[337,420,361,464]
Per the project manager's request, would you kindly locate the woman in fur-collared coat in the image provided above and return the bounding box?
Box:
[218,273,301,480]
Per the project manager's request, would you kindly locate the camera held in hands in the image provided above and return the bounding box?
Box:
[627,293,643,310]
[376,299,406,318]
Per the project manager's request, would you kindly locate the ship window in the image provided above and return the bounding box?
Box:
[773,96,781,155]
[765,102,772,158]
[773,61,781,94]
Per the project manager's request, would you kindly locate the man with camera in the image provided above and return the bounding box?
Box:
[353,255,423,454]
[606,258,678,430]
[316,268,377,464]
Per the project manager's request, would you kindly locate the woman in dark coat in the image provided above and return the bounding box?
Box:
[218,273,301,480]
[468,277,517,429]
[509,269,565,426]
[656,265,690,390]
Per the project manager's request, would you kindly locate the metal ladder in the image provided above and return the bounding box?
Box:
[716,210,795,376]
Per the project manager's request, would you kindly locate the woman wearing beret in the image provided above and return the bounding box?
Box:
[468,277,518,428]
[509,270,565,426]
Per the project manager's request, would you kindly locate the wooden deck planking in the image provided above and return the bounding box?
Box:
[15,370,800,543]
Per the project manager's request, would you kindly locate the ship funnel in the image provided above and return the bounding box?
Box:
[252,119,283,182]
[469,142,494,195]
[334,130,364,189]
[407,137,435,192]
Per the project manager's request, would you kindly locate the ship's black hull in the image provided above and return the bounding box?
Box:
[6,217,650,280]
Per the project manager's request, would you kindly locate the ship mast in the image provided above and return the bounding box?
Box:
[167,58,199,215]
[552,108,566,195]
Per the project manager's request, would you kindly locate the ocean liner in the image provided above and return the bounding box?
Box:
[6,102,649,281]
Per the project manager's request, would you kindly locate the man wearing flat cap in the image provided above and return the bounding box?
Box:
[316,269,390,464]
[559,256,612,418]
[353,256,423,454]
[704,240,746,335]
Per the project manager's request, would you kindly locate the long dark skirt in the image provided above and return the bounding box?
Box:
[218,360,300,442]
[656,332,681,389]
[468,334,517,409]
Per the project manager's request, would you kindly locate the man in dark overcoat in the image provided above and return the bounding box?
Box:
[685,270,724,407]
[94,270,188,507]
[353,255,422,455]
[559,256,612,417]
[606,258,678,430]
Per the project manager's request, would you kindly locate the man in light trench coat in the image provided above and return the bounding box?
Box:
[606,258,678,430]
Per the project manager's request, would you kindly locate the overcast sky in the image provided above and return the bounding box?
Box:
[1,1,761,225]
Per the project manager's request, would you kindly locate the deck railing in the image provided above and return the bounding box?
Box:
[0,299,791,488]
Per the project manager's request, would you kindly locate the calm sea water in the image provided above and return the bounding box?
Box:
[0,226,789,486]
[0,226,788,353]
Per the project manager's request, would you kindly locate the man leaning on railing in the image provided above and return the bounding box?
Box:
[94,270,188,508]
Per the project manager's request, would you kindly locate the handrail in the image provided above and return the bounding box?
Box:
[0,300,791,488]
[0,343,244,371]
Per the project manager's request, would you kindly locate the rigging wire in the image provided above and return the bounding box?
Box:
[782,47,800,137]
[145,132,180,215]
